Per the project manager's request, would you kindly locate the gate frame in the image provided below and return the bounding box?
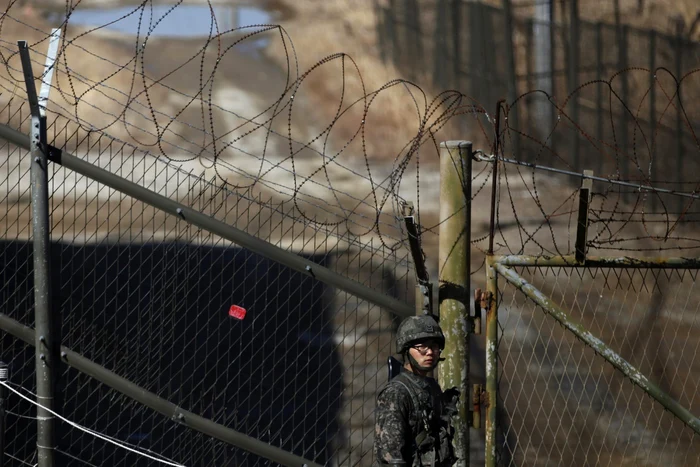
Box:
[484,254,700,467]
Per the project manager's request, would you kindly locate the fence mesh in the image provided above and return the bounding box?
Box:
[496,265,700,466]
[0,98,411,466]
[1,1,700,466]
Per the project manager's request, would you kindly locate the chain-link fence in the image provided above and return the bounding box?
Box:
[493,263,700,466]
[0,99,414,466]
[1,2,700,465]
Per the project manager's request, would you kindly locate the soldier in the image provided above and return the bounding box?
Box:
[374,314,459,466]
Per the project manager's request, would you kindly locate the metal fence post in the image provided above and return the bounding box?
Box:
[438,141,472,467]
[450,0,462,91]
[533,0,554,151]
[503,0,520,159]
[649,30,657,213]
[484,257,498,467]
[19,31,60,467]
[674,23,683,215]
[568,0,580,170]
[0,361,7,466]
[595,22,603,175]
[618,25,629,190]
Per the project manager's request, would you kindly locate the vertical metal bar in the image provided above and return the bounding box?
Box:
[0,362,7,467]
[388,0,399,68]
[451,0,462,91]
[406,0,423,80]
[596,22,603,175]
[377,3,388,64]
[525,17,534,90]
[649,30,657,212]
[18,39,55,467]
[548,0,556,158]
[484,258,498,467]
[674,26,683,215]
[568,0,580,170]
[433,0,449,90]
[533,0,553,145]
[438,141,471,467]
[468,1,482,100]
[575,170,593,262]
[472,383,481,429]
[619,26,629,188]
[488,109,500,255]
[503,0,520,158]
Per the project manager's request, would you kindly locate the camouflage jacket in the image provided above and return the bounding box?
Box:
[374,369,458,466]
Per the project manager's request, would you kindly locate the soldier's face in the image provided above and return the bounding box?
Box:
[408,339,442,368]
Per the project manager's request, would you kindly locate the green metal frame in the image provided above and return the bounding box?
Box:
[483,254,700,467]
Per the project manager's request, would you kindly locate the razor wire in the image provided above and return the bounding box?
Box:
[381,0,700,262]
[0,1,699,466]
[1,0,698,260]
[0,1,497,254]
[0,126,408,466]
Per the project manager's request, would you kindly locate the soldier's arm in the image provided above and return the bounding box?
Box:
[374,384,411,465]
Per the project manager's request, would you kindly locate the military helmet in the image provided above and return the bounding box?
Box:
[396,314,445,353]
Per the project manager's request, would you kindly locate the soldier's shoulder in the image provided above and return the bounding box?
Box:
[377,378,412,403]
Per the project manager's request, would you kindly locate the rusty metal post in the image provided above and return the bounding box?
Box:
[485,126,501,467]
[438,141,471,466]
[485,257,498,467]
[472,383,482,429]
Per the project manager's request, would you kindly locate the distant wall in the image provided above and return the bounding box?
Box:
[0,240,342,466]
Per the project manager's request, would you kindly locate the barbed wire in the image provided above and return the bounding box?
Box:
[0,1,499,254]
[0,3,698,466]
[0,1,699,259]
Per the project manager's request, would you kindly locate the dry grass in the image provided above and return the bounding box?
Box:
[264,0,462,166]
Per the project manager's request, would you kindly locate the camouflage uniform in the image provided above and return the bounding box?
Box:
[374,315,458,466]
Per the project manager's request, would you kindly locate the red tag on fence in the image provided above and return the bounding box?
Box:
[228,305,247,320]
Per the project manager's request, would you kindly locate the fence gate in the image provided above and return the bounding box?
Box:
[484,256,700,466]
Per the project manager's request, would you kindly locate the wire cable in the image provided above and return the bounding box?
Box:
[0,381,187,467]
